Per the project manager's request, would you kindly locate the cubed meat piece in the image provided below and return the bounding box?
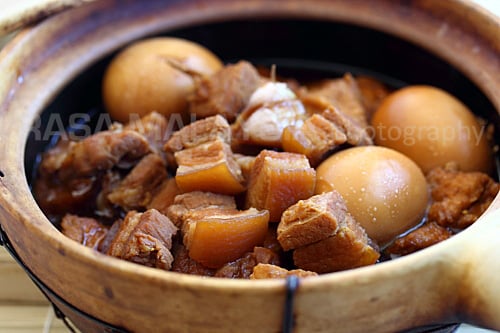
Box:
[107,153,167,211]
[189,61,261,122]
[125,111,170,155]
[386,222,452,256]
[164,115,231,154]
[95,170,122,220]
[293,214,380,273]
[321,106,373,146]
[250,263,318,279]
[183,207,269,268]
[107,209,178,270]
[174,138,245,195]
[61,214,108,250]
[214,247,281,279]
[171,243,216,277]
[34,175,98,219]
[147,178,183,216]
[355,76,391,119]
[277,191,348,251]
[166,191,236,227]
[304,74,368,127]
[37,138,75,176]
[427,164,499,229]
[245,150,316,222]
[34,128,151,220]
[35,140,97,218]
[99,218,123,253]
[282,114,347,166]
[231,82,307,148]
[59,129,150,179]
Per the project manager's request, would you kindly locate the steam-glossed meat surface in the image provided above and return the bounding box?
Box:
[107,209,178,270]
[189,60,261,122]
[61,214,109,250]
[427,163,499,229]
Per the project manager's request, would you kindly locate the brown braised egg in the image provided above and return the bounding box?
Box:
[102,37,223,123]
[371,85,493,174]
[315,146,429,244]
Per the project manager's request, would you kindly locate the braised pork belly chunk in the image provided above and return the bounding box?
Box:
[301,73,369,127]
[189,60,261,122]
[124,111,171,156]
[34,127,151,219]
[61,214,109,250]
[147,178,182,216]
[427,163,499,229]
[245,150,316,222]
[35,53,498,278]
[107,209,178,270]
[59,129,150,179]
[107,153,167,211]
[278,191,380,273]
[383,163,499,256]
[277,191,349,251]
[386,222,452,256]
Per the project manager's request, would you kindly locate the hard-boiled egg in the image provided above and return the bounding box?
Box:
[316,146,428,244]
[371,85,493,174]
[102,37,223,123]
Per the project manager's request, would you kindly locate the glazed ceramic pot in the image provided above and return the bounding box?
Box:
[0,0,499,332]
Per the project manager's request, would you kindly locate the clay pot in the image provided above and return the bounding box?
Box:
[0,0,499,332]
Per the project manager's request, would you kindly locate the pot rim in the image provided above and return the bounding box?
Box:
[1,0,499,288]
[0,0,499,330]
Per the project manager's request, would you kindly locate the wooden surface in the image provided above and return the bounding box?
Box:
[0,247,69,332]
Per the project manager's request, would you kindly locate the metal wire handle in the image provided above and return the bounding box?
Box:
[283,275,299,333]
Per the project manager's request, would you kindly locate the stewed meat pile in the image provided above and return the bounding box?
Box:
[34,56,498,279]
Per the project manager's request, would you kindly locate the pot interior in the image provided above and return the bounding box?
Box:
[24,18,499,185]
[16,15,500,333]
[25,18,499,220]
